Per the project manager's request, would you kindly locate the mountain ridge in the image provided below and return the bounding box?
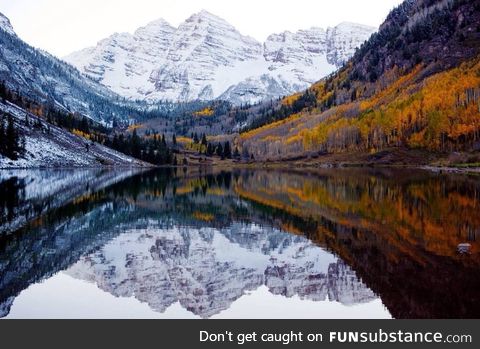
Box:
[237,0,480,163]
[0,12,195,125]
[0,12,142,124]
[65,10,376,105]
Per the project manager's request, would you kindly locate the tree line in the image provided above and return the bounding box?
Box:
[189,132,249,160]
[107,130,173,165]
[240,91,317,134]
[1,81,175,165]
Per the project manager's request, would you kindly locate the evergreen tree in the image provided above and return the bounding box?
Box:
[80,116,90,133]
[0,81,6,102]
[215,143,223,158]
[223,141,232,159]
[206,143,214,156]
[0,115,5,156]
[5,114,22,160]
[131,129,141,158]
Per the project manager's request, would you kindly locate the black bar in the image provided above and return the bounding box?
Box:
[0,320,477,348]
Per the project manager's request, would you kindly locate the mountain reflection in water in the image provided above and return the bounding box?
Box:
[0,168,479,319]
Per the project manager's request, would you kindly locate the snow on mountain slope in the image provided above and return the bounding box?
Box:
[0,12,162,123]
[66,222,377,318]
[65,11,376,105]
[325,22,376,67]
[0,12,15,36]
[0,101,149,169]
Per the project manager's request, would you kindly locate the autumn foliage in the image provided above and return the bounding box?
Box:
[241,57,480,158]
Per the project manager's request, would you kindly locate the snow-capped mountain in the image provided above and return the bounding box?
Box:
[66,223,377,318]
[0,12,177,123]
[0,14,121,121]
[65,11,376,105]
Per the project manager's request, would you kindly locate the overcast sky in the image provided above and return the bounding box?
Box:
[1,0,403,58]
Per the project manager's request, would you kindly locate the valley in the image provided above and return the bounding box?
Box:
[1,0,480,171]
[0,0,479,322]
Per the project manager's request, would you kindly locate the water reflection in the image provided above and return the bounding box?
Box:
[0,168,479,318]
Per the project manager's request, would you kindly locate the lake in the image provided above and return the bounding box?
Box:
[0,167,479,319]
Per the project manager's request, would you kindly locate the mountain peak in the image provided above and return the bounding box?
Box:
[134,18,175,38]
[193,9,223,19]
[186,10,231,26]
[0,12,16,36]
[65,12,374,105]
[334,21,376,30]
[141,18,174,30]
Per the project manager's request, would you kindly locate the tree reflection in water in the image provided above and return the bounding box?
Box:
[0,168,479,318]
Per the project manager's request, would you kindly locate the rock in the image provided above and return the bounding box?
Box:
[457,243,472,254]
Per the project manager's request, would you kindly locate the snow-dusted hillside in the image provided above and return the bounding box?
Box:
[0,12,15,37]
[0,12,179,124]
[67,223,377,318]
[65,11,376,105]
[0,101,149,168]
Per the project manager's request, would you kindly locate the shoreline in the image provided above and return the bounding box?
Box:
[2,162,480,175]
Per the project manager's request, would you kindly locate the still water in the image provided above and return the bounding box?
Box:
[0,168,479,319]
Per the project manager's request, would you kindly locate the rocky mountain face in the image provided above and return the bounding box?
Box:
[65,11,375,105]
[238,0,480,161]
[0,14,115,121]
[0,12,178,124]
[66,223,377,318]
[0,13,15,37]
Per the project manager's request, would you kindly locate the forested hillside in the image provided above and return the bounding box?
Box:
[238,0,480,163]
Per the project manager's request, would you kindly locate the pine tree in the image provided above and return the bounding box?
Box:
[5,115,21,160]
[0,114,5,156]
[0,81,6,102]
[216,143,223,158]
[131,129,141,158]
[80,116,90,134]
[207,143,214,156]
[223,141,232,159]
